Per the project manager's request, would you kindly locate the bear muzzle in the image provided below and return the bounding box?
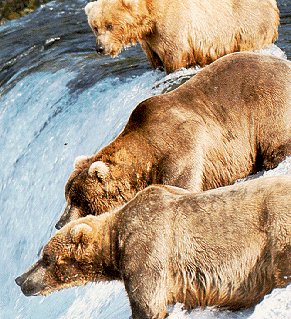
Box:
[55,204,83,229]
[15,276,43,296]
[15,272,46,296]
[55,205,75,229]
[96,42,105,55]
[55,218,66,230]
[15,275,25,286]
[15,261,47,296]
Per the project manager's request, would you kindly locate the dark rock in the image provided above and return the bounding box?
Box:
[0,0,51,24]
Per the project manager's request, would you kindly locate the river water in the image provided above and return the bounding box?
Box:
[0,1,290,318]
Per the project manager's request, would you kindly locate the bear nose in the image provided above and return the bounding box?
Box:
[55,220,64,230]
[19,279,42,296]
[96,44,105,54]
[15,275,25,286]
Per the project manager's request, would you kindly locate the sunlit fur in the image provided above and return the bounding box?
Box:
[86,0,154,57]
[55,53,291,229]
[16,214,120,296]
[73,155,90,170]
[16,176,291,319]
[85,0,279,72]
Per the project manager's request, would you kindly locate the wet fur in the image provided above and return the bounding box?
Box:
[56,53,291,228]
[17,176,291,318]
[86,0,279,72]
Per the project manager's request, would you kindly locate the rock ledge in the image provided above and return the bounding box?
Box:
[0,0,51,24]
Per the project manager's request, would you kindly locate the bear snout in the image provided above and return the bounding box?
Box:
[55,219,65,230]
[21,279,42,296]
[15,261,47,296]
[55,205,76,229]
[15,275,25,286]
[15,275,43,296]
[56,205,83,229]
[96,43,105,55]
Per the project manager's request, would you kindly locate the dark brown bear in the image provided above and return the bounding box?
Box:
[56,52,291,229]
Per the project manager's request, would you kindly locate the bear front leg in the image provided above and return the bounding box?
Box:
[129,295,168,319]
[124,271,168,319]
[140,40,164,71]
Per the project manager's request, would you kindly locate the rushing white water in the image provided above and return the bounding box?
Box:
[0,0,290,318]
[1,68,164,319]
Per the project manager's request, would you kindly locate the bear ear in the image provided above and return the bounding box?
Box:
[73,155,90,170]
[88,161,110,180]
[70,223,93,245]
[84,1,97,16]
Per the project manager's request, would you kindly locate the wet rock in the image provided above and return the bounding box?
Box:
[0,0,51,24]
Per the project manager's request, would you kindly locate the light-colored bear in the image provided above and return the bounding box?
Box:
[16,176,291,319]
[85,0,279,72]
[55,53,291,229]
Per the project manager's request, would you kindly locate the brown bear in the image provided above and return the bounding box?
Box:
[55,52,291,229]
[16,176,291,319]
[85,0,279,73]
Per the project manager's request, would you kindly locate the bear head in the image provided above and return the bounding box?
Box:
[85,0,153,57]
[15,216,119,296]
[55,156,128,229]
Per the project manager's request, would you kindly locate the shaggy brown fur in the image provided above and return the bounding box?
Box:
[85,0,279,73]
[55,52,291,229]
[16,176,291,319]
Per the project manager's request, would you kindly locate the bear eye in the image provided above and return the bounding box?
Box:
[42,254,51,267]
[105,23,113,31]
